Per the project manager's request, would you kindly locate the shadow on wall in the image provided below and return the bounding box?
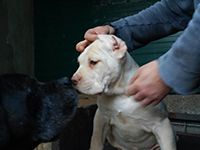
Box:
[0,0,34,75]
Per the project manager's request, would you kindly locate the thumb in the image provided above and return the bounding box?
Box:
[129,70,139,85]
[76,40,91,52]
[84,29,98,42]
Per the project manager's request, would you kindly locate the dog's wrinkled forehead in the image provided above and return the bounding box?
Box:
[78,39,110,63]
[78,34,127,63]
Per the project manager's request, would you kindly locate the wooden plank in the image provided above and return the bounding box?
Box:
[169,112,200,122]
[34,143,52,150]
[78,94,97,106]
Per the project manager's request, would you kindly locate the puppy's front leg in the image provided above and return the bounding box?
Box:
[152,118,177,150]
[90,109,109,150]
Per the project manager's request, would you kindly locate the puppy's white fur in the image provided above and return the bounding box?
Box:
[72,35,177,150]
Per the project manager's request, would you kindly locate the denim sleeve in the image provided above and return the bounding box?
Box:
[109,0,194,51]
[158,4,200,94]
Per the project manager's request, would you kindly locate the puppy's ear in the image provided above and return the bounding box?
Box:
[111,35,127,58]
[97,34,127,58]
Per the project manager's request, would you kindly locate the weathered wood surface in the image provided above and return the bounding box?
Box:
[34,143,52,150]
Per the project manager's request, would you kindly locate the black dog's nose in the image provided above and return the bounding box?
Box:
[57,77,71,86]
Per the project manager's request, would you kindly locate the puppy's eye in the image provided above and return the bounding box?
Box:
[90,60,98,65]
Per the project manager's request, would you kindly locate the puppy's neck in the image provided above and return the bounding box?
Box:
[104,52,139,95]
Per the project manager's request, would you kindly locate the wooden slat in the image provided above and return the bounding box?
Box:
[78,94,97,106]
[34,143,52,150]
[169,112,200,122]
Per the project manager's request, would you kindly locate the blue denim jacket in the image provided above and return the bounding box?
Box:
[109,0,200,94]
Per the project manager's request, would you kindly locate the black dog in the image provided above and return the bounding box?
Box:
[0,74,78,150]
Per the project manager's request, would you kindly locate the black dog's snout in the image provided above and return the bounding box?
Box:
[58,77,71,86]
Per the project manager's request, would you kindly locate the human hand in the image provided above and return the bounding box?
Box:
[125,60,171,106]
[76,25,115,52]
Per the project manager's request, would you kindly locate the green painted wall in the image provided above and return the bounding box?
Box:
[34,0,181,82]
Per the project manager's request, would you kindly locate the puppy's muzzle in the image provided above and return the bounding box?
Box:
[71,75,82,86]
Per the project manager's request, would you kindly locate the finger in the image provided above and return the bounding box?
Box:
[93,27,108,35]
[129,70,139,85]
[76,40,91,52]
[151,100,160,106]
[133,91,146,101]
[125,83,140,96]
[141,98,153,106]
[84,29,98,42]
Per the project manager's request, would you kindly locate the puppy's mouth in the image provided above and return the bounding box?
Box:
[97,92,102,96]
[72,81,104,96]
[75,87,103,96]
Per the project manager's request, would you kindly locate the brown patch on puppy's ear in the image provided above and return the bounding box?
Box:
[96,34,127,59]
[112,36,120,51]
[111,35,127,59]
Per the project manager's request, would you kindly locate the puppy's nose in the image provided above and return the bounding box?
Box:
[71,75,81,85]
[58,77,71,86]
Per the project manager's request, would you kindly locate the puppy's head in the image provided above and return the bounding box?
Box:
[72,35,127,95]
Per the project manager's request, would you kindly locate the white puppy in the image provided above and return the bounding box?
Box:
[72,35,177,150]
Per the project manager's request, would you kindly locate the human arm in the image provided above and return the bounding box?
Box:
[109,0,194,51]
[126,3,200,106]
[76,0,194,52]
[158,3,200,95]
